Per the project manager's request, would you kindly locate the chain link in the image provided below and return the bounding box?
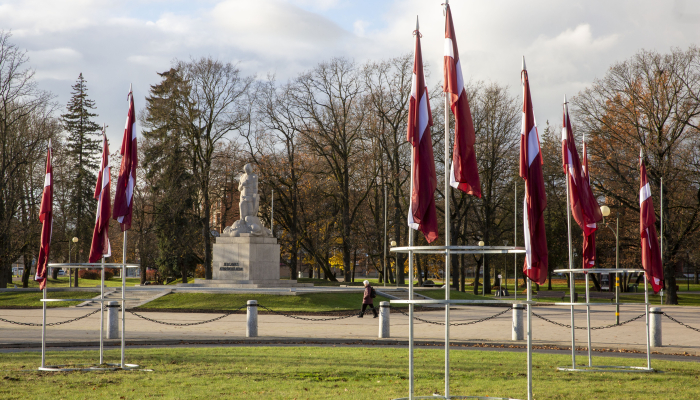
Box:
[127,306,247,326]
[532,312,646,330]
[257,305,357,321]
[0,308,101,327]
[662,312,700,333]
[396,307,512,326]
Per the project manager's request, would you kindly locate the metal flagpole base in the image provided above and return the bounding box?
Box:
[38,363,144,372]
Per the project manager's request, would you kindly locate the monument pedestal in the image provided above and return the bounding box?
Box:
[187,235,310,288]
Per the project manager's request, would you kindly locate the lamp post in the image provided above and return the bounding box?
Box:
[503,240,509,296]
[478,241,485,295]
[68,237,78,288]
[600,205,620,325]
[390,240,397,287]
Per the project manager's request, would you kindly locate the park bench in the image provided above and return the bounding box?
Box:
[587,292,615,302]
[534,291,566,301]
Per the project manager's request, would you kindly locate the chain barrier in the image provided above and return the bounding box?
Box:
[257,305,357,321]
[662,312,700,333]
[0,308,101,327]
[127,306,247,326]
[532,311,646,330]
[395,307,512,326]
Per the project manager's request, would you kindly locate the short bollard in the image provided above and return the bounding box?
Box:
[512,304,524,341]
[650,307,662,347]
[379,302,390,338]
[247,300,258,338]
[107,301,119,339]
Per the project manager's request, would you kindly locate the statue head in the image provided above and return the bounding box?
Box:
[243,163,253,174]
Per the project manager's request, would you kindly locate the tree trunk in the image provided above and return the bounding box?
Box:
[483,256,491,294]
[473,258,481,295]
[547,267,552,290]
[459,254,465,292]
[22,261,31,288]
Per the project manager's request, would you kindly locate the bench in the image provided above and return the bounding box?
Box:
[535,291,566,301]
[587,292,615,302]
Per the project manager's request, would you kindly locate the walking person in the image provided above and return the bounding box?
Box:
[359,280,378,318]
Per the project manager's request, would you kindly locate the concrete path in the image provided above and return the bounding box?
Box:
[2,303,700,359]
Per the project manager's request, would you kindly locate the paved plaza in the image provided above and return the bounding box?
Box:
[2,291,700,359]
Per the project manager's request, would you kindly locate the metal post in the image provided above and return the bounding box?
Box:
[615,214,620,324]
[100,257,104,365]
[247,300,258,337]
[660,178,663,267]
[379,301,390,338]
[271,189,274,234]
[107,301,119,339]
[41,286,46,368]
[644,276,651,369]
[514,182,517,300]
[650,307,662,347]
[444,88,451,399]
[565,166,576,369]
[408,229,414,400]
[585,273,592,367]
[527,279,532,400]
[384,186,387,287]
[121,231,126,367]
[512,304,524,340]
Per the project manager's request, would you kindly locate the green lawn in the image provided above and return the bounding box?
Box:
[136,292,405,312]
[9,277,141,288]
[0,291,99,308]
[0,346,698,399]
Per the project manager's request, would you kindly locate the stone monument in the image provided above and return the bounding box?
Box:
[191,163,307,288]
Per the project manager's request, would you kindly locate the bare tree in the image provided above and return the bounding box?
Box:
[573,46,700,304]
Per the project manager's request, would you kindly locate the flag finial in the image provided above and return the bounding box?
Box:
[522,56,527,71]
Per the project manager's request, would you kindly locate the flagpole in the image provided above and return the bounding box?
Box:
[660,177,663,273]
[527,278,532,400]
[444,73,451,400]
[564,100,576,370]
[271,189,274,234]
[408,227,414,400]
[121,230,126,367]
[100,256,105,365]
[41,286,46,368]
[514,182,517,299]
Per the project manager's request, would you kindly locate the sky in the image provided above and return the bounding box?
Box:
[1,0,700,146]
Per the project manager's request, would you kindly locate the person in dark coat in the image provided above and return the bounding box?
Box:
[359,280,378,318]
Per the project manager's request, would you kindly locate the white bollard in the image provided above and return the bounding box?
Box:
[650,307,662,347]
[379,301,390,338]
[512,304,524,341]
[247,300,258,338]
[107,301,119,339]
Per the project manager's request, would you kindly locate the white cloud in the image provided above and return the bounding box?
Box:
[353,20,369,37]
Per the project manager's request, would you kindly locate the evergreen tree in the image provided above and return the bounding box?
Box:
[141,69,201,283]
[61,73,101,286]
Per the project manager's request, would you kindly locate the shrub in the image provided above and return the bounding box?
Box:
[194,264,205,278]
[78,269,114,280]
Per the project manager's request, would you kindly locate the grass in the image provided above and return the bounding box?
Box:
[0,291,99,308]
[1,346,699,399]
[9,277,141,288]
[136,292,405,312]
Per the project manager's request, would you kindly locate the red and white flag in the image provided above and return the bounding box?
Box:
[640,150,663,293]
[562,99,601,268]
[407,18,438,243]
[444,3,481,197]
[581,138,597,268]
[35,141,53,290]
[519,58,547,284]
[113,85,137,231]
[89,131,111,263]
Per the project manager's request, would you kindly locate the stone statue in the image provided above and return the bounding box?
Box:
[222,164,272,237]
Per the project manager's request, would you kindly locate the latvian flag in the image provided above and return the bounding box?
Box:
[113,85,137,231]
[444,3,481,197]
[640,150,663,293]
[519,58,548,284]
[35,141,53,290]
[562,99,601,267]
[89,132,112,263]
[407,18,438,243]
[581,138,597,268]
